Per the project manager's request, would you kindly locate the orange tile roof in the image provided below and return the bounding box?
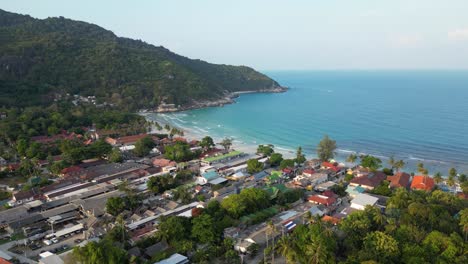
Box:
[322,215,340,225]
[410,175,435,191]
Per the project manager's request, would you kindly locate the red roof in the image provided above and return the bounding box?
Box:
[0,258,12,264]
[322,162,340,172]
[387,172,410,188]
[303,169,315,175]
[282,168,293,174]
[173,137,187,143]
[308,194,336,206]
[350,171,387,188]
[322,190,338,199]
[61,165,82,175]
[322,215,340,225]
[410,175,435,191]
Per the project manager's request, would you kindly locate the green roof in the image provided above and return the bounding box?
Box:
[203,150,243,163]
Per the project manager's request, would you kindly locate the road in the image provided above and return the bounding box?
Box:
[0,239,37,264]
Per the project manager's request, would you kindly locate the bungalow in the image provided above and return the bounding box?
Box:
[308,194,336,206]
[410,175,435,192]
[349,171,386,190]
[387,172,411,189]
[350,193,378,210]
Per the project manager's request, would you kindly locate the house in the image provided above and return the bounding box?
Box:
[12,188,40,204]
[154,253,189,264]
[306,159,322,169]
[322,215,340,225]
[144,241,169,259]
[39,254,64,264]
[0,258,12,264]
[349,171,386,190]
[322,161,341,174]
[308,194,336,206]
[152,158,176,168]
[214,185,238,198]
[387,172,410,189]
[308,205,324,217]
[302,169,315,177]
[410,175,435,192]
[350,193,378,210]
[346,185,365,198]
[197,171,221,185]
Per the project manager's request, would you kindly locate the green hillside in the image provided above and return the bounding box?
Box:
[0,9,283,110]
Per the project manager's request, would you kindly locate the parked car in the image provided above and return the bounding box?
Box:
[51,238,59,244]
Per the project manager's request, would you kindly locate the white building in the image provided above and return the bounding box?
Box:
[350,193,378,211]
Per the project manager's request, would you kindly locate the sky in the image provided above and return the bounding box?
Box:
[2,0,468,70]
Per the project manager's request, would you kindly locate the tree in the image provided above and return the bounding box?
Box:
[459,174,467,183]
[257,144,274,156]
[316,135,337,161]
[247,159,263,174]
[280,159,295,169]
[269,153,283,167]
[109,148,123,163]
[460,208,468,242]
[434,172,443,184]
[394,159,405,172]
[192,214,217,244]
[447,175,455,188]
[449,167,457,178]
[417,163,425,174]
[72,240,128,264]
[106,197,125,216]
[388,156,395,170]
[363,231,399,262]
[133,136,156,157]
[199,136,215,150]
[346,153,358,164]
[157,216,191,245]
[220,194,246,219]
[360,155,382,171]
[219,137,233,151]
[164,142,194,162]
[296,146,306,165]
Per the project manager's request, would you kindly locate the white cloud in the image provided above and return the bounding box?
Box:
[390,34,422,48]
[448,28,468,41]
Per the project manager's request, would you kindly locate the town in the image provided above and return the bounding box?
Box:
[0,123,467,264]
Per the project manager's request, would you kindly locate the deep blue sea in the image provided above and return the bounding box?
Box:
[147,71,468,174]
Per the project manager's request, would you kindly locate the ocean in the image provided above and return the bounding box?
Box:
[146,70,468,175]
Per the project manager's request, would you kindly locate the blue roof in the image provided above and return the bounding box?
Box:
[254,171,268,180]
[202,171,219,181]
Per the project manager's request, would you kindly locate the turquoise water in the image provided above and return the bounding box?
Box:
[148,71,468,174]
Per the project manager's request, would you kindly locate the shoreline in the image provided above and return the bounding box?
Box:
[139,87,288,114]
[145,115,468,175]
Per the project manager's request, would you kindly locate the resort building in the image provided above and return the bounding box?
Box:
[410,175,435,192]
[387,172,411,189]
[349,171,386,190]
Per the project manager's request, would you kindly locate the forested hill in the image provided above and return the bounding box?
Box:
[0,9,284,110]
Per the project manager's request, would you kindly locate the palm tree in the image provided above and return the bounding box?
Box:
[346,153,357,164]
[417,162,425,174]
[447,175,456,188]
[267,221,277,264]
[394,160,405,172]
[276,236,296,263]
[434,172,443,184]
[303,211,313,225]
[388,156,395,170]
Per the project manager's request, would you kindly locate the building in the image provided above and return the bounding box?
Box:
[349,171,386,190]
[308,194,336,206]
[350,193,378,210]
[154,253,189,264]
[105,133,151,146]
[387,172,410,189]
[410,175,435,192]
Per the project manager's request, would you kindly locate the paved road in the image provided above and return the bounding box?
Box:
[0,239,37,264]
